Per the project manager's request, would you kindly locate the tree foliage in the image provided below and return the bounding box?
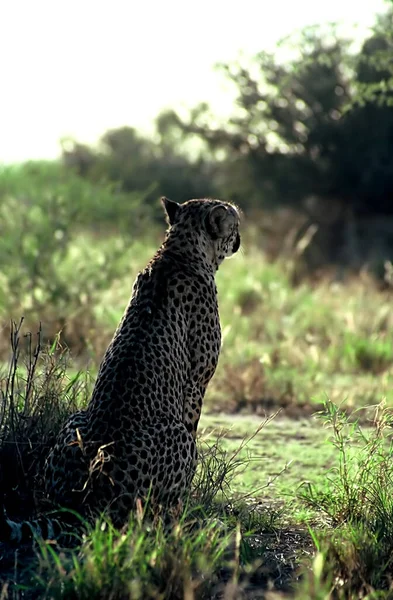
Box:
[61,9,393,220]
[62,126,217,216]
[161,14,393,216]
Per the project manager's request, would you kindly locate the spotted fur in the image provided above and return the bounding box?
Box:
[2,197,241,539]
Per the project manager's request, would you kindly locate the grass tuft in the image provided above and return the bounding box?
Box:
[0,319,90,518]
[297,399,393,597]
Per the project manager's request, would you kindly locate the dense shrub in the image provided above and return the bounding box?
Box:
[0,162,156,353]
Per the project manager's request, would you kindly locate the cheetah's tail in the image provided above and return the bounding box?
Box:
[0,506,79,545]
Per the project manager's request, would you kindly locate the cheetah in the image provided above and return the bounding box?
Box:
[1,197,241,541]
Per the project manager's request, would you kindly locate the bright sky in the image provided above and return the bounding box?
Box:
[0,0,387,163]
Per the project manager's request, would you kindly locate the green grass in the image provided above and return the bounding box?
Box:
[5,233,392,413]
[0,342,298,598]
[211,251,393,413]
[199,413,337,516]
[2,312,393,598]
[4,402,393,599]
[293,401,393,599]
[2,177,393,597]
[2,196,393,413]
[98,241,393,413]
[32,513,238,599]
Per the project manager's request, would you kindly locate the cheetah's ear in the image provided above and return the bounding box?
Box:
[205,204,235,239]
[161,197,180,226]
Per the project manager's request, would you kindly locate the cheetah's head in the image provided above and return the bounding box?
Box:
[161,197,241,269]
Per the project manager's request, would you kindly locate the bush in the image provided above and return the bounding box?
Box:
[0,162,155,354]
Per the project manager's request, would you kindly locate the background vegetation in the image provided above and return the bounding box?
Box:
[1,6,393,599]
